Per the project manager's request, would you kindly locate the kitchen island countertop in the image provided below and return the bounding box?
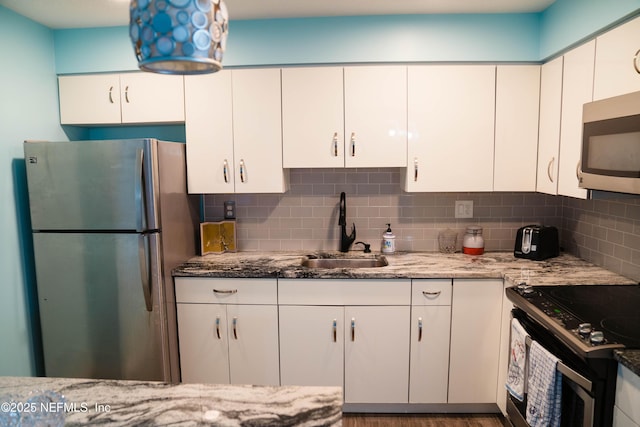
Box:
[0,376,342,426]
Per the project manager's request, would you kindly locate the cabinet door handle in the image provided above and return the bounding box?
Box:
[547,157,555,183]
[215,316,221,339]
[223,159,230,183]
[576,160,582,182]
[350,132,356,157]
[239,159,246,183]
[108,86,114,104]
[125,86,130,104]
[350,317,356,341]
[213,289,238,295]
[232,317,238,340]
[418,317,423,342]
[414,158,419,182]
[332,132,339,157]
[332,319,337,342]
[634,48,640,74]
[422,290,442,298]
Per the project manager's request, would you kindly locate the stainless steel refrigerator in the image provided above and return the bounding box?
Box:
[24,138,199,382]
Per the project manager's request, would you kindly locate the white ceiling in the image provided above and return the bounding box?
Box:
[0,0,556,29]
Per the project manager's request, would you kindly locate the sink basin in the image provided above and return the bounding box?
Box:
[301,254,388,269]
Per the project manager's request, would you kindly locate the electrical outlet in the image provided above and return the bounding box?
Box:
[455,200,473,218]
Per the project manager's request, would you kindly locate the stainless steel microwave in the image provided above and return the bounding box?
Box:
[580,90,640,195]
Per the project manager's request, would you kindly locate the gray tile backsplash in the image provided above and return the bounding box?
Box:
[203,169,640,281]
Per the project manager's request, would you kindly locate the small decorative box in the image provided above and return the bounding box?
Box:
[200,221,236,254]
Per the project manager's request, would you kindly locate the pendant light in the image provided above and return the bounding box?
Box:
[129,0,229,75]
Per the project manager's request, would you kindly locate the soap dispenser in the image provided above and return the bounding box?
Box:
[382,223,396,254]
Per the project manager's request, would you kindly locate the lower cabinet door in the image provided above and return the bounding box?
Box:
[177,303,230,384]
[279,306,344,386]
[344,306,410,403]
[409,305,451,403]
[227,304,280,386]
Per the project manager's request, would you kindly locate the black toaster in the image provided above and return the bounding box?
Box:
[514,225,559,260]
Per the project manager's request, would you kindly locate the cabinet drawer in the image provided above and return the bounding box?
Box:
[278,279,411,305]
[411,279,452,306]
[175,277,277,304]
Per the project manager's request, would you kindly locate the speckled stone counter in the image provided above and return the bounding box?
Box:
[173,250,634,287]
[0,377,342,426]
[615,350,640,377]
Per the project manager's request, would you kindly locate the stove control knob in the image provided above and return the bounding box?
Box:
[590,331,605,345]
[578,323,593,337]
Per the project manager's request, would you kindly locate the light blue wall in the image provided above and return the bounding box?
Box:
[540,0,640,59]
[0,6,67,376]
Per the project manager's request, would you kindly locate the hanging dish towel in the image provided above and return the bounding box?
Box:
[506,318,529,401]
[526,340,562,427]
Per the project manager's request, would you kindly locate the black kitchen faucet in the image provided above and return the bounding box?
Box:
[338,191,356,252]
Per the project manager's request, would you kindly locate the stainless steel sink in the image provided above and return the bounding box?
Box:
[301,254,388,269]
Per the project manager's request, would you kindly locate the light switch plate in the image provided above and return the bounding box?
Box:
[455,200,473,218]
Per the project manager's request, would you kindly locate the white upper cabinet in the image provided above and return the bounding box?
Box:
[185,69,288,194]
[405,65,496,192]
[185,70,235,194]
[536,56,564,195]
[282,67,345,168]
[594,16,640,101]
[58,73,185,125]
[494,65,541,192]
[344,66,408,167]
[558,41,595,199]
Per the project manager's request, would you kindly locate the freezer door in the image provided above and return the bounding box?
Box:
[24,139,159,232]
[32,232,167,381]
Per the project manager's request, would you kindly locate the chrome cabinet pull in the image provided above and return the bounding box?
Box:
[108,86,114,104]
[422,290,442,298]
[634,48,640,74]
[239,159,246,183]
[215,316,221,339]
[213,289,238,295]
[350,132,356,157]
[232,317,238,340]
[418,317,423,342]
[223,159,229,183]
[125,86,130,103]
[332,319,337,342]
[332,133,339,157]
[576,160,582,182]
[414,158,419,182]
[547,157,555,183]
[351,317,356,341]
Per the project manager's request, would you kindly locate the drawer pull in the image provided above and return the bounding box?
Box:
[215,316,221,339]
[422,290,442,298]
[332,319,337,342]
[351,317,356,341]
[232,317,238,340]
[418,317,423,342]
[213,289,238,295]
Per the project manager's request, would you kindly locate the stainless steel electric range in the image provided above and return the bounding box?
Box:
[505,284,640,427]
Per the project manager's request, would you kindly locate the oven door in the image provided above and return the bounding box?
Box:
[507,311,595,427]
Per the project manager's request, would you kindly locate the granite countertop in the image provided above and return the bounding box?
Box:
[615,350,640,377]
[0,376,342,426]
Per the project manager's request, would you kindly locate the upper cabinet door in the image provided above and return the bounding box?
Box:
[185,71,235,194]
[232,68,287,194]
[536,56,563,195]
[494,65,540,192]
[282,67,345,168]
[119,73,185,124]
[344,66,407,168]
[59,74,122,125]
[558,41,595,200]
[406,65,496,192]
[594,16,640,101]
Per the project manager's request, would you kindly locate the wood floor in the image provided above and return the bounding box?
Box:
[342,413,506,427]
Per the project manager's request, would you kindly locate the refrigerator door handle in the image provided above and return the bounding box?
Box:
[135,148,145,232]
[138,235,153,312]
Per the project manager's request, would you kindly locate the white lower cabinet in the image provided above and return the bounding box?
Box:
[409,279,452,404]
[614,364,640,427]
[448,279,503,404]
[175,278,280,385]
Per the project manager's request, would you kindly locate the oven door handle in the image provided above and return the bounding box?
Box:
[525,335,593,393]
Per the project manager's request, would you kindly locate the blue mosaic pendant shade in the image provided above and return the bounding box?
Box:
[130,0,228,75]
